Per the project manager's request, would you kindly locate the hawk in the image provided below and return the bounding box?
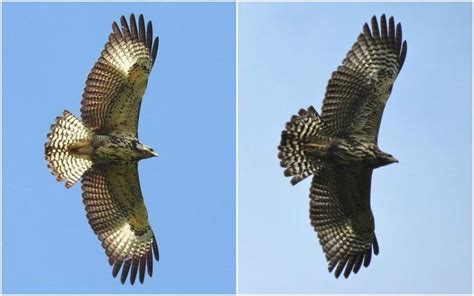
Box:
[278,15,407,278]
[45,14,160,285]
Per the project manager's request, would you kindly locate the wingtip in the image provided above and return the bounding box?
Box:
[120,259,131,284]
[362,22,371,36]
[152,239,160,261]
[120,15,127,25]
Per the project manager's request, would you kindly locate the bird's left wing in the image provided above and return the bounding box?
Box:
[309,164,378,278]
[320,15,407,143]
[81,14,159,136]
[82,163,159,284]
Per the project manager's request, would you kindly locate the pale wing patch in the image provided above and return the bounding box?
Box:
[82,164,159,285]
[103,222,155,260]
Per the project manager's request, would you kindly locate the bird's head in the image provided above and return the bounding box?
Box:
[381,153,398,166]
[373,149,398,168]
[134,142,158,159]
[389,155,399,164]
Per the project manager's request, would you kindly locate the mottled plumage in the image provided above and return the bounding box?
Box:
[278,15,407,278]
[45,14,160,284]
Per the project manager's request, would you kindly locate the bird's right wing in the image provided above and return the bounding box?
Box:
[320,15,407,143]
[82,163,159,285]
[309,164,378,278]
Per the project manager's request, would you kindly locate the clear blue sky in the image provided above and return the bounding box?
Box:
[3,3,235,293]
[238,2,471,294]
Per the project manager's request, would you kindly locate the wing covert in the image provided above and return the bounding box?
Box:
[80,14,159,136]
[82,163,159,284]
[320,15,407,143]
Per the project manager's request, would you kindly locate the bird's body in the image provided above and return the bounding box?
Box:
[87,133,156,164]
[278,15,407,278]
[45,14,160,285]
[304,136,396,168]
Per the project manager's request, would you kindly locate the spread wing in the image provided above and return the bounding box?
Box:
[81,14,159,136]
[309,165,378,278]
[320,15,407,143]
[82,163,159,285]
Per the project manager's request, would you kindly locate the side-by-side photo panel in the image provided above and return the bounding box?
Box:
[238,2,471,294]
[3,2,235,293]
[2,1,472,295]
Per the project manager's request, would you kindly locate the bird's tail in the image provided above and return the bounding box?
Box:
[45,110,94,188]
[278,106,324,185]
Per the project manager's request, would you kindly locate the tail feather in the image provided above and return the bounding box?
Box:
[45,110,93,188]
[278,106,323,185]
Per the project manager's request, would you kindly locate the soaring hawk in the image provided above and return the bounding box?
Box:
[278,15,407,278]
[45,14,160,284]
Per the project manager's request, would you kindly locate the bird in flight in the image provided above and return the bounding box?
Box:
[278,15,407,278]
[45,14,160,285]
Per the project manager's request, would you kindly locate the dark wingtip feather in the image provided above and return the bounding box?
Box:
[363,23,371,36]
[120,15,127,27]
[152,239,160,261]
[395,22,403,51]
[112,261,123,278]
[344,258,355,278]
[380,14,388,39]
[353,255,363,274]
[129,14,139,41]
[130,258,139,285]
[151,37,159,66]
[121,260,132,284]
[138,14,146,43]
[139,256,146,284]
[399,40,407,71]
[147,249,153,277]
[328,260,337,273]
[373,235,380,255]
[334,258,347,279]
[389,16,395,38]
[120,15,131,41]
[363,247,372,268]
[112,21,123,40]
[146,21,153,51]
[371,15,380,38]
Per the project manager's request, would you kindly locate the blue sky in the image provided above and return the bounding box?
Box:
[238,2,471,294]
[3,3,235,293]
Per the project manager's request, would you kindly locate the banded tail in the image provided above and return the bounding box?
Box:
[278,106,324,185]
[45,110,93,188]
